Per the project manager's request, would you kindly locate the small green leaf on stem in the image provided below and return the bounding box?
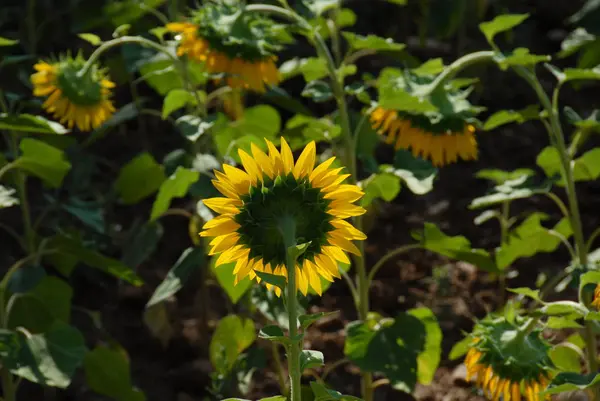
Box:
[479,14,529,46]
[300,350,324,371]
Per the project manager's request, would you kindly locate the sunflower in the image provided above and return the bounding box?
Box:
[464,318,553,401]
[166,1,285,93]
[31,54,116,132]
[200,138,366,296]
[592,284,600,309]
[370,107,478,166]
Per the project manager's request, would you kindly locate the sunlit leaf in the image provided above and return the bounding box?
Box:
[475,168,535,184]
[483,105,541,130]
[300,350,324,372]
[549,344,582,373]
[408,308,441,385]
[78,33,102,46]
[213,261,252,305]
[342,32,405,52]
[162,89,197,119]
[559,28,596,58]
[411,58,444,76]
[0,186,18,209]
[302,80,333,103]
[494,48,551,69]
[0,114,68,134]
[150,167,199,220]
[16,139,71,188]
[360,173,401,207]
[209,315,256,374]
[176,114,216,142]
[479,14,529,45]
[469,174,551,209]
[114,152,166,204]
[537,146,600,184]
[0,37,18,46]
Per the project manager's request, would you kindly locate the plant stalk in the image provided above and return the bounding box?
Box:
[285,245,302,401]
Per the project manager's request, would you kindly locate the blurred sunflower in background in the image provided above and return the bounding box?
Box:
[372,67,483,166]
[464,317,553,401]
[592,284,600,309]
[31,54,116,131]
[200,138,366,296]
[370,107,478,166]
[167,0,290,93]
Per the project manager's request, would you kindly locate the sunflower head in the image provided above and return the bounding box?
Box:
[464,316,553,401]
[31,53,116,131]
[372,68,483,166]
[200,138,366,296]
[167,0,289,92]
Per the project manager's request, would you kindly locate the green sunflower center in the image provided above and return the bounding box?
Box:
[56,61,103,106]
[235,174,332,267]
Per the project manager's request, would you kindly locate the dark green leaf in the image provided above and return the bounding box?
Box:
[544,372,600,395]
[255,271,287,292]
[28,276,72,322]
[114,153,166,204]
[310,381,362,401]
[7,295,55,333]
[209,315,256,374]
[483,105,541,130]
[176,114,216,142]
[299,312,337,330]
[342,32,405,52]
[121,222,164,269]
[16,139,71,188]
[302,81,333,103]
[147,247,204,307]
[0,114,68,134]
[7,265,46,294]
[479,14,529,45]
[263,87,313,116]
[13,322,87,388]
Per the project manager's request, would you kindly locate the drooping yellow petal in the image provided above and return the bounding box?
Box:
[202,197,242,215]
[327,233,361,256]
[323,245,350,264]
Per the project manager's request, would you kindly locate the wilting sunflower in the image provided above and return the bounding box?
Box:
[167,1,286,93]
[31,54,116,132]
[464,317,553,401]
[200,138,366,296]
[370,107,478,166]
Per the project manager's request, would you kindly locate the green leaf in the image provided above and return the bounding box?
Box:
[28,276,72,322]
[0,186,18,209]
[469,174,551,209]
[299,312,337,330]
[255,271,287,292]
[310,380,363,401]
[342,32,405,52]
[547,317,583,329]
[448,335,471,360]
[258,325,286,342]
[121,222,164,269]
[344,314,426,393]
[544,372,600,395]
[162,89,197,119]
[479,14,529,45]
[84,345,145,401]
[302,0,340,16]
[360,173,401,207]
[176,114,216,142]
[496,214,572,269]
[495,48,551,69]
[209,315,256,374]
[150,167,198,220]
[540,301,587,318]
[13,322,87,388]
[78,33,102,46]
[413,223,498,273]
[283,115,341,150]
[16,138,71,188]
[0,114,68,134]
[299,58,328,82]
[114,152,166,204]
[562,67,600,82]
[263,87,314,116]
[213,260,252,305]
[376,68,437,113]
[408,308,441,385]
[508,287,541,302]
[300,350,324,372]
[147,247,204,307]
[385,0,407,4]
[580,271,600,288]
[411,58,445,76]
[549,344,582,373]
[7,265,45,294]
[7,294,55,333]
[0,37,18,46]
[558,28,596,58]
[483,105,541,130]
[475,168,535,185]
[539,147,600,184]
[302,81,333,103]
[46,234,143,286]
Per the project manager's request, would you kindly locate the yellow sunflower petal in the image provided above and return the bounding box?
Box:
[293,140,316,179]
[279,136,294,175]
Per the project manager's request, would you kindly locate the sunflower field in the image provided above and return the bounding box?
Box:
[3,0,600,400]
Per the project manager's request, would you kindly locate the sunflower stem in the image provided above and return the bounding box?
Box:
[513,66,598,398]
[280,216,303,401]
[423,51,495,95]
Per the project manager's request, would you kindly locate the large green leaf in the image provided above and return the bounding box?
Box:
[344,314,426,393]
[7,295,55,334]
[27,276,72,322]
[360,173,401,207]
[213,261,252,305]
[209,315,256,374]
[413,223,498,273]
[114,153,166,204]
[342,32,405,52]
[13,322,87,388]
[537,146,600,184]
[147,247,204,307]
[0,114,68,134]
[16,138,71,188]
[549,344,582,373]
[496,214,572,269]
[479,14,529,45]
[84,346,145,401]
[408,308,442,385]
[150,167,199,220]
[46,235,143,285]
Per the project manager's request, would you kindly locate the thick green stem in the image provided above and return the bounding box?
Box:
[515,67,598,386]
[424,51,495,94]
[285,246,302,401]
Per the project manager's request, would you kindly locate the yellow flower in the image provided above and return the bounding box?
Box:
[31,56,116,132]
[466,347,550,401]
[200,138,366,296]
[370,107,478,166]
[166,19,280,93]
[592,284,600,309]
